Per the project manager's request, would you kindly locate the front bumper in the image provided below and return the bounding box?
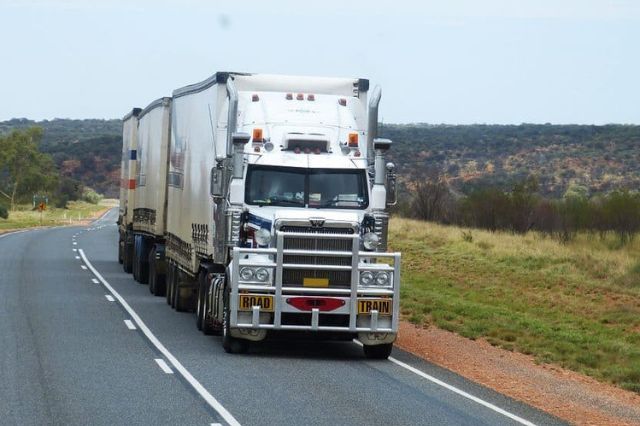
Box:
[228,230,401,338]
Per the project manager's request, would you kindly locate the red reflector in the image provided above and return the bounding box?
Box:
[286,297,345,312]
[252,94,259,102]
[296,93,304,100]
[128,179,136,189]
[338,98,347,106]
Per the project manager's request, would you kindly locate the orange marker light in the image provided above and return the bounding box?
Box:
[348,132,359,147]
[252,128,264,142]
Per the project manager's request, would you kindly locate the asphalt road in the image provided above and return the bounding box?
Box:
[0,209,567,426]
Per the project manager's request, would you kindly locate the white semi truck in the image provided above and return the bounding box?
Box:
[121,72,400,358]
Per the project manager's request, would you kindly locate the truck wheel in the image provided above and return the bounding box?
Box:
[138,238,149,284]
[123,237,133,274]
[148,247,166,297]
[132,242,140,282]
[197,271,215,335]
[166,265,174,306]
[222,287,247,354]
[118,239,124,264]
[363,343,393,360]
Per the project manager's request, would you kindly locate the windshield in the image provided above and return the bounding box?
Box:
[245,165,369,209]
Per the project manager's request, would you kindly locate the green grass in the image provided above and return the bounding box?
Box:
[391,217,640,393]
[0,200,113,232]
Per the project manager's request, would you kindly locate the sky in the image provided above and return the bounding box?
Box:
[1,0,639,124]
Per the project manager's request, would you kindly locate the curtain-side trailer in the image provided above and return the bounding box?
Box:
[118,107,141,273]
[131,98,172,295]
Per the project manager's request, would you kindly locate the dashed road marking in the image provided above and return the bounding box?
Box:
[105,295,115,302]
[154,358,174,374]
[81,265,87,270]
[92,278,99,284]
[75,256,80,260]
[124,320,137,330]
[79,249,240,426]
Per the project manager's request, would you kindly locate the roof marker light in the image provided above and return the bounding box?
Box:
[340,144,350,155]
[294,147,301,154]
[252,128,264,142]
[252,94,259,102]
[264,141,274,152]
[286,93,293,100]
[307,94,315,101]
[338,98,347,106]
[296,93,304,101]
[348,132,359,147]
[354,150,361,157]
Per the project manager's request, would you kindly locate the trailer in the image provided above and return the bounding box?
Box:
[120,72,400,358]
[118,107,141,273]
[131,97,172,296]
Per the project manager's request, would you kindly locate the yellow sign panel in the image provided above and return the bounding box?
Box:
[357,298,392,316]
[303,277,329,288]
[238,294,274,312]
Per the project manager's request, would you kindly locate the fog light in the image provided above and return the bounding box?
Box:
[240,267,254,281]
[255,267,269,282]
[375,272,390,286]
[360,271,374,286]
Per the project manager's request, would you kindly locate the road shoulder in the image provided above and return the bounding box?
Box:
[396,322,640,425]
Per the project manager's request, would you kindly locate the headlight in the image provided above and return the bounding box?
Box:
[254,267,269,282]
[375,272,390,286]
[360,271,375,286]
[255,228,272,246]
[240,267,254,281]
[363,232,380,250]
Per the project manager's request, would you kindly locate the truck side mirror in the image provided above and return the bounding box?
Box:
[385,162,397,206]
[210,160,224,198]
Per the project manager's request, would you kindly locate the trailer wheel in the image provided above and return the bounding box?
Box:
[222,287,247,354]
[166,264,174,306]
[138,238,149,284]
[118,238,124,264]
[132,241,140,282]
[363,343,393,360]
[173,270,189,312]
[123,235,133,274]
[148,247,165,297]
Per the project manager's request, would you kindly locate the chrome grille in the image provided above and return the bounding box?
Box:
[279,225,355,288]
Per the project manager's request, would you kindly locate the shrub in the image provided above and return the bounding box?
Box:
[0,205,8,219]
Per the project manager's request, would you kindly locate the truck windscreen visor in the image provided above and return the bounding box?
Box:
[245,165,369,209]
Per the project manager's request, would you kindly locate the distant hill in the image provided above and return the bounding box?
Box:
[0,118,122,197]
[1,119,638,198]
[381,123,640,197]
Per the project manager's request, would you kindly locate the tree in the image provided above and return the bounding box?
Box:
[0,128,58,210]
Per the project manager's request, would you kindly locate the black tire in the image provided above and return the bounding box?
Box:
[123,237,133,274]
[132,240,140,282]
[166,264,174,306]
[197,271,216,335]
[138,238,149,284]
[118,238,124,264]
[363,343,393,360]
[222,286,248,354]
[148,247,165,296]
[148,247,157,294]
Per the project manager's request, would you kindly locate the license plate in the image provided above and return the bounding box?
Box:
[357,298,392,316]
[238,294,274,312]
[303,277,329,287]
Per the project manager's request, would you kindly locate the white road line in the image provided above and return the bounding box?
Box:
[352,340,536,426]
[124,320,137,330]
[105,295,115,302]
[73,242,77,245]
[81,265,87,270]
[154,358,174,374]
[92,278,99,284]
[73,248,77,252]
[211,423,223,426]
[79,249,240,426]
[0,230,28,240]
